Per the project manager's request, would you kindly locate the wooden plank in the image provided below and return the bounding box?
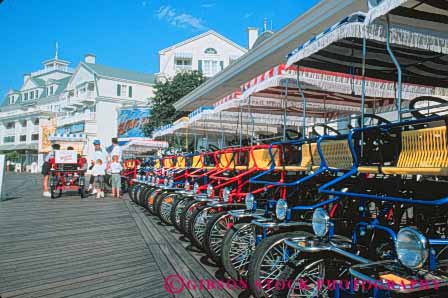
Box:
[1,173,241,298]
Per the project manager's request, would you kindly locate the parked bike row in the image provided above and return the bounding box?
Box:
[129,102,448,297]
[130,3,448,297]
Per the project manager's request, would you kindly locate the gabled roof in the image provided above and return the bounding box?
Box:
[159,30,247,54]
[53,77,70,96]
[1,76,70,108]
[82,62,156,84]
[30,77,46,87]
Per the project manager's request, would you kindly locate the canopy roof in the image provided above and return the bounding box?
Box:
[286,12,447,91]
[119,139,169,153]
[366,0,448,32]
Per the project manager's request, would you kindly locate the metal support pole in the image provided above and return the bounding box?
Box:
[296,68,307,138]
[386,15,402,122]
[248,96,255,146]
[185,126,188,152]
[282,80,289,142]
[239,104,243,147]
[220,112,224,149]
[360,36,367,158]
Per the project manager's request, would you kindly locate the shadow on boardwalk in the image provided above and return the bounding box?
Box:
[0,173,241,298]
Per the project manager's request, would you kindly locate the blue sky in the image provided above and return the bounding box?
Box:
[0,0,319,99]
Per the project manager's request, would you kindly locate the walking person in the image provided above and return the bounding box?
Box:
[109,154,122,198]
[88,139,108,194]
[42,143,60,197]
[92,159,106,199]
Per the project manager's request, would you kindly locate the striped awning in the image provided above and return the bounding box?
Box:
[188,107,213,124]
[120,139,169,152]
[286,12,448,89]
[174,52,193,58]
[152,124,174,138]
[212,91,242,112]
[366,0,448,28]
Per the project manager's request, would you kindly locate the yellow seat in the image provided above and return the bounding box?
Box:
[191,155,204,168]
[204,166,216,170]
[176,156,186,169]
[382,167,448,176]
[163,158,174,169]
[154,159,161,169]
[249,148,281,170]
[358,166,380,174]
[274,165,309,171]
[235,165,248,170]
[363,126,448,176]
[383,126,447,176]
[219,153,234,169]
[273,144,320,172]
[320,140,353,170]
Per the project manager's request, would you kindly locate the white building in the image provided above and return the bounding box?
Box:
[158,30,247,79]
[0,52,156,170]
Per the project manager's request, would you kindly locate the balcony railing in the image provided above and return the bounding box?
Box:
[56,112,96,127]
[175,65,193,72]
[67,91,96,103]
[30,65,74,77]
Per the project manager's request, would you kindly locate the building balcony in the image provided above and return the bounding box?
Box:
[30,65,74,77]
[67,91,96,106]
[56,112,96,127]
[175,65,193,72]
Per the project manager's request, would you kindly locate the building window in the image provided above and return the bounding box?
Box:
[117,84,127,97]
[33,119,39,125]
[31,134,39,141]
[88,82,95,91]
[202,60,223,77]
[30,91,34,100]
[24,93,28,101]
[36,90,39,98]
[20,135,27,142]
[68,90,74,97]
[128,86,132,98]
[50,86,54,95]
[20,120,27,127]
[6,122,15,129]
[4,136,15,143]
[175,58,192,71]
[204,48,218,54]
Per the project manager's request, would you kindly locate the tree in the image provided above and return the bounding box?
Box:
[144,71,205,137]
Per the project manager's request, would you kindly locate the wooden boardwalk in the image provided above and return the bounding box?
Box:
[0,174,242,298]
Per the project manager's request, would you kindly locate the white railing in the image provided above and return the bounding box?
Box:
[68,91,96,103]
[56,112,96,126]
[175,65,193,72]
[30,65,74,77]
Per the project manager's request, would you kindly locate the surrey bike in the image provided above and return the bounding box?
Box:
[192,144,282,264]
[155,153,203,225]
[49,150,88,199]
[170,150,217,232]
[245,120,386,298]
[221,134,320,281]
[130,157,161,206]
[281,108,448,298]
